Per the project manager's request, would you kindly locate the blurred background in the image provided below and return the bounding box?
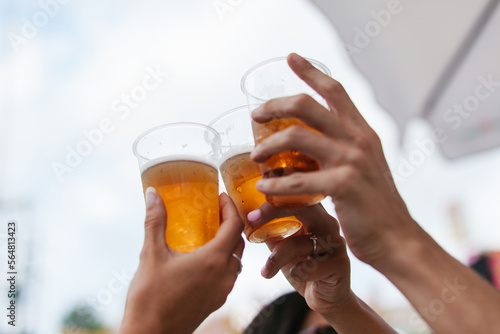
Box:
[1,0,499,333]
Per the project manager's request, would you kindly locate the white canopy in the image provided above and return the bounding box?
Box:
[311,0,500,159]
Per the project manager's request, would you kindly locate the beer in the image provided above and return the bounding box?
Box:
[141,157,219,252]
[252,117,325,207]
[242,56,330,207]
[220,151,302,242]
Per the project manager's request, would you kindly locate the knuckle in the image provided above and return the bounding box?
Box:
[347,149,366,168]
[257,100,277,121]
[334,167,359,195]
[287,173,306,191]
[291,93,314,110]
[262,99,275,113]
[321,79,344,95]
[353,134,371,151]
[282,125,304,143]
[255,140,268,154]
[342,166,359,180]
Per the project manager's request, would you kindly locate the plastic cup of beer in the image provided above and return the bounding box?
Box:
[210,106,303,243]
[133,123,221,253]
[241,57,331,208]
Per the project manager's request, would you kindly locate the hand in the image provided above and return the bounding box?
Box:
[250,54,500,334]
[249,203,397,334]
[120,188,244,334]
[250,53,420,269]
[249,203,352,316]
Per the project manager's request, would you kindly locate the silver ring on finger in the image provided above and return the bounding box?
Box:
[232,253,243,275]
[309,234,318,257]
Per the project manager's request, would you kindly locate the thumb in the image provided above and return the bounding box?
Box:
[143,187,168,252]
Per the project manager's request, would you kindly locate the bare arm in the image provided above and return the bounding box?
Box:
[250,203,396,334]
[120,190,244,334]
[322,292,397,334]
[375,226,500,333]
[250,53,500,333]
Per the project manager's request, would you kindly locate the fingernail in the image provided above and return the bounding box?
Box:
[255,179,265,190]
[290,53,302,63]
[145,187,157,209]
[253,142,263,152]
[247,209,261,223]
[251,106,262,118]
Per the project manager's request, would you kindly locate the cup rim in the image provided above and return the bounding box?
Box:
[240,56,331,103]
[132,122,221,161]
[208,105,259,129]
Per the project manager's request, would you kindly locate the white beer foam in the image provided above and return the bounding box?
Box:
[140,155,218,173]
[219,145,254,166]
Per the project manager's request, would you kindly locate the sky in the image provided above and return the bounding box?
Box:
[1,1,500,333]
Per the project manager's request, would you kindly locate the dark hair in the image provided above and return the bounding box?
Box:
[470,254,493,283]
[244,291,337,334]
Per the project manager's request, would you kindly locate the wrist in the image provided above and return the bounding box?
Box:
[120,302,202,334]
[319,290,359,319]
[320,292,376,328]
[120,308,172,334]
[368,217,428,274]
[321,292,398,334]
[370,221,438,284]
[120,320,163,334]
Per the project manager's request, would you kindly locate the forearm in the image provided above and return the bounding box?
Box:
[120,321,169,334]
[375,226,500,334]
[120,318,199,334]
[322,291,397,334]
[119,306,201,334]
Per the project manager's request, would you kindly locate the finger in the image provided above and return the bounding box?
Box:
[289,249,349,283]
[208,193,244,253]
[228,236,245,275]
[262,235,312,278]
[250,125,341,164]
[287,53,363,122]
[297,208,341,236]
[142,187,169,254]
[262,234,344,279]
[247,201,297,227]
[232,235,245,258]
[251,95,346,138]
[247,202,338,236]
[255,166,358,199]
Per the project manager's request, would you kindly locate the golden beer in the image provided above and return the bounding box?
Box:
[141,158,219,252]
[220,152,302,242]
[252,117,325,207]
